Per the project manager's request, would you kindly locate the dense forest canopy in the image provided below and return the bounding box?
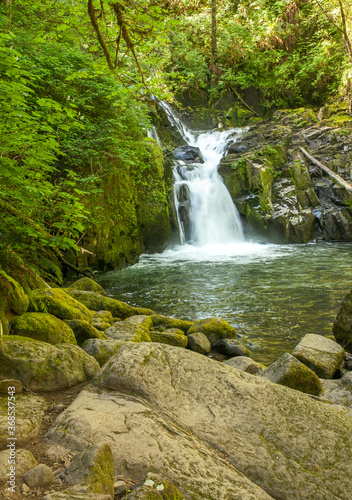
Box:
[0,0,352,289]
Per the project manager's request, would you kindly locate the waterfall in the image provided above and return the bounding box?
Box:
[147,125,162,148]
[159,102,244,245]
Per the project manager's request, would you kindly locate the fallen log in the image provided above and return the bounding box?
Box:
[299,146,352,193]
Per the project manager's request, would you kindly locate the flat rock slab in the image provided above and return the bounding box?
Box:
[0,394,47,445]
[47,343,352,500]
[293,334,345,378]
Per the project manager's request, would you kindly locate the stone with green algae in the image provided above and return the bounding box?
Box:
[65,277,106,296]
[0,269,29,315]
[0,335,99,391]
[93,310,114,325]
[151,315,193,333]
[105,321,151,343]
[259,352,322,395]
[9,312,77,345]
[187,317,237,346]
[65,290,153,319]
[65,319,106,343]
[187,332,211,355]
[149,330,188,348]
[29,288,92,322]
[82,338,129,366]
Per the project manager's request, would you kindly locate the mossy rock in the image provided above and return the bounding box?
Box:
[66,278,107,296]
[333,288,352,348]
[0,335,99,391]
[65,290,153,319]
[29,288,92,322]
[260,353,322,395]
[187,332,211,355]
[105,321,151,343]
[9,313,77,345]
[63,443,114,498]
[217,338,251,357]
[293,334,345,379]
[149,331,188,348]
[151,315,193,333]
[0,269,29,315]
[93,310,114,325]
[187,317,237,346]
[65,319,106,344]
[126,314,154,330]
[91,319,111,332]
[82,338,130,366]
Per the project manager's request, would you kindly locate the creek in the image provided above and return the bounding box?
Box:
[98,105,352,365]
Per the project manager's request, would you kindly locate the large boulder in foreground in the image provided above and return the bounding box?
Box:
[260,353,322,395]
[65,290,153,319]
[9,313,77,345]
[333,288,352,348]
[29,288,92,322]
[47,343,352,500]
[293,334,345,378]
[0,336,99,391]
[187,317,237,346]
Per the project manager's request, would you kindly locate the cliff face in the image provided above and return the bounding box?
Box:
[219,105,352,243]
[76,136,173,271]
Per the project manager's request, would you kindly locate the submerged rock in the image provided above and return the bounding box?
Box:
[260,352,322,395]
[293,334,345,378]
[9,312,77,345]
[47,343,352,500]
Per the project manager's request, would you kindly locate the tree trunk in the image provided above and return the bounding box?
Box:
[211,0,217,61]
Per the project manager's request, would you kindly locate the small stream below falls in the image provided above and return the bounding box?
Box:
[99,105,352,365]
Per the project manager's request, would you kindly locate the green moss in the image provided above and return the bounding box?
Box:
[29,288,92,321]
[149,331,188,348]
[289,160,319,209]
[188,317,237,346]
[65,319,106,343]
[66,277,106,296]
[9,312,77,345]
[0,269,29,315]
[86,444,114,498]
[151,315,194,333]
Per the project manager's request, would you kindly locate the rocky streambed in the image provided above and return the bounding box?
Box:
[1,276,352,499]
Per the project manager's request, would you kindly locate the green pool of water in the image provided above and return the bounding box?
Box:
[97,241,352,365]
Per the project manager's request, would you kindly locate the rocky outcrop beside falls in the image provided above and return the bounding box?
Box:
[219,104,352,242]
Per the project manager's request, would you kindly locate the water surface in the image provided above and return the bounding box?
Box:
[98,241,352,365]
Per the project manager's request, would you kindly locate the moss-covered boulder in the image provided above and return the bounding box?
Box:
[0,269,29,315]
[9,313,77,345]
[0,336,99,391]
[60,443,114,498]
[151,315,193,333]
[187,332,211,355]
[149,331,188,348]
[217,338,251,357]
[93,310,114,325]
[105,321,151,343]
[0,394,47,445]
[65,278,106,296]
[91,319,111,331]
[333,288,352,348]
[65,290,153,319]
[29,288,92,322]
[260,353,322,395]
[187,317,237,346]
[82,338,130,366]
[65,319,106,344]
[293,334,345,378]
[126,315,154,330]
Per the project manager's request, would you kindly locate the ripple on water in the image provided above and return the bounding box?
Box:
[97,242,352,365]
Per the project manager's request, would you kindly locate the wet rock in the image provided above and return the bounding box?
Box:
[333,288,352,348]
[187,332,211,354]
[224,356,265,374]
[217,338,251,357]
[65,290,153,319]
[293,334,345,378]
[9,313,77,345]
[23,464,54,488]
[47,343,352,500]
[0,336,99,391]
[187,317,237,346]
[174,145,203,162]
[0,449,37,481]
[259,353,322,395]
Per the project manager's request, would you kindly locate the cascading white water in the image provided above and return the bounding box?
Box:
[160,102,244,245]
